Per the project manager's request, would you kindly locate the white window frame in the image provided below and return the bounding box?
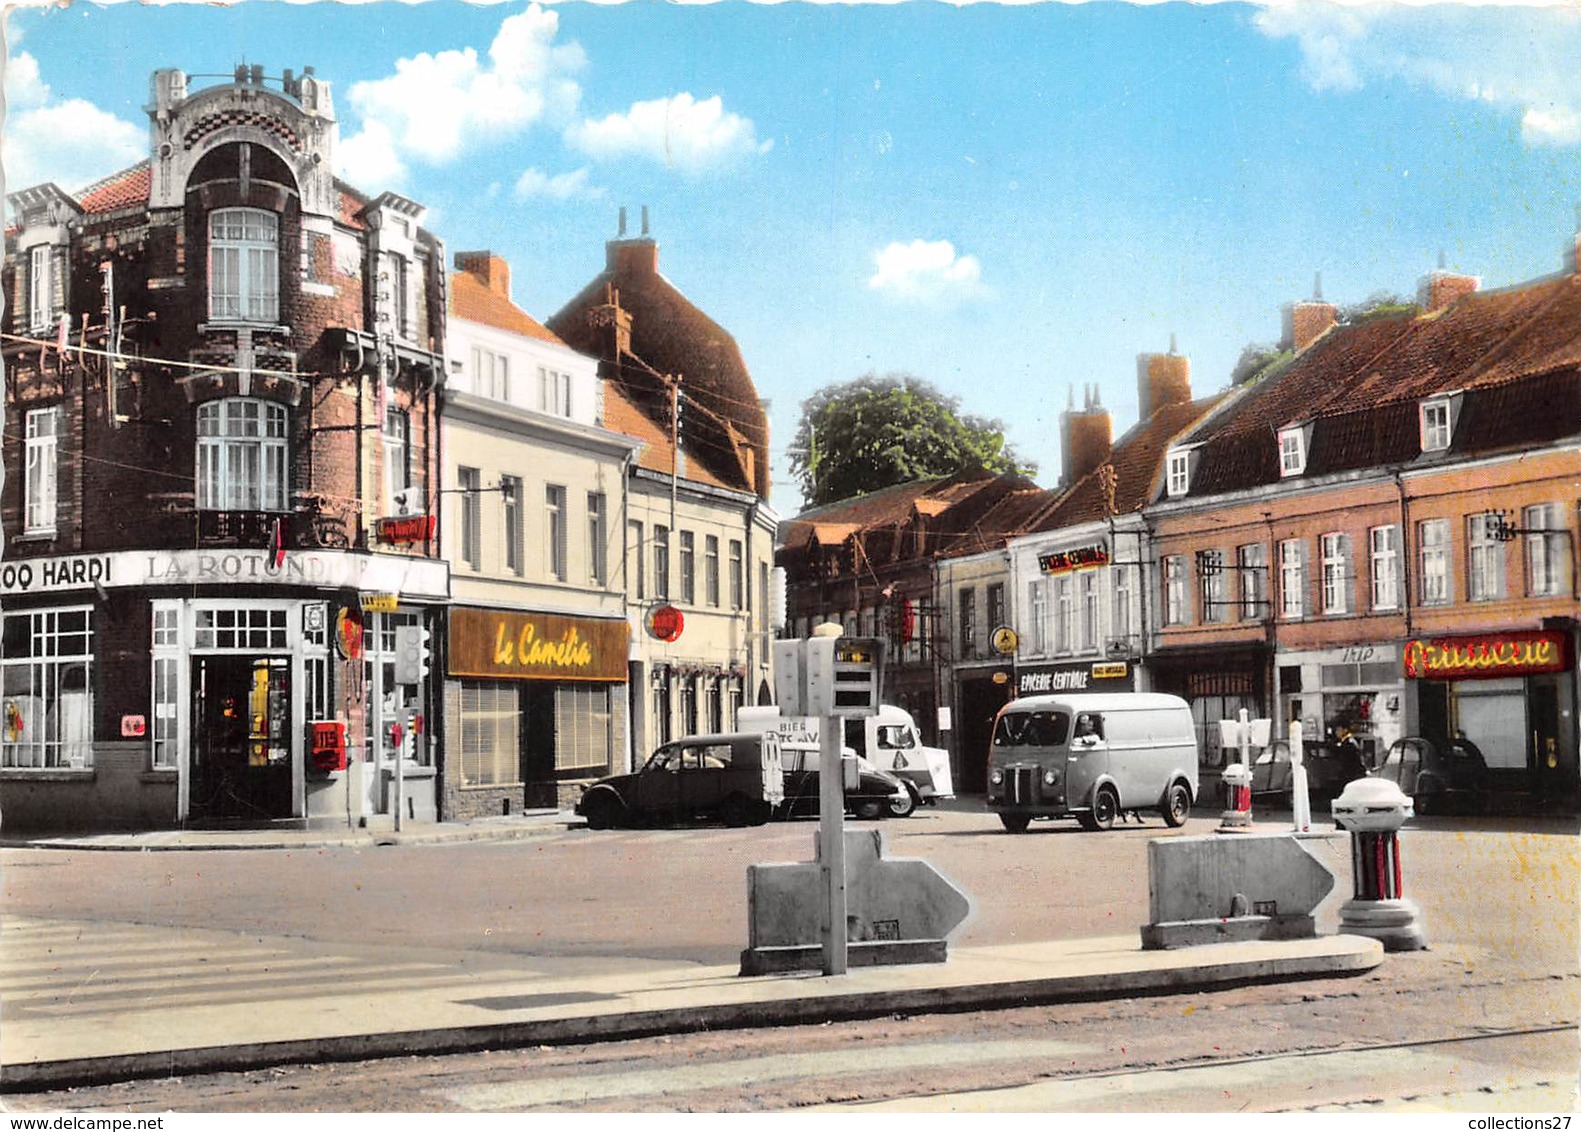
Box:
[196,398,289,512]
[1279,539,1307,619]
[458,466,482,571]
[546,484,568,582]
[24,406,60,535]
[1524,503,1566,597]
[1079,570,1100,651]
[471,346,510,401]
[729,540,744,610]
[1055,575,1075,652]
[1029,580,1049,654]
[589,493,608,586]
[1110,566,1131,642]
[209,208,279,324]
[539,366,572,417]
[1201,549,1228,623]
[1420,398,1453,452]
[1320,532,1352,615]
[1418,519,1451,606]
[29,245,55,332]
[459,681,522,787]
[502,475,524,576]
[653,526,671,600]
[1165,449,1192,498]
[1467,513,1505,602]
[629,521,646,600]
[704,534,720,607]
[382,404,410,510]
[679,531,696,604]
[1369,525,1401,612]
[1163,556,1187,626]
[1278,426,1307,477]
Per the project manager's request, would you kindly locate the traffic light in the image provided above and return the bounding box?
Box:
[394,624,430,685]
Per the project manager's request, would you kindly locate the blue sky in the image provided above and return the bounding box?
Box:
[6,1,1581,517]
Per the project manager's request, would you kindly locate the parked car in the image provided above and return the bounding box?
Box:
[1374,736,1489,815]
[576,732,784,830]
[575,731,910,829]
[1246,738,1367,806]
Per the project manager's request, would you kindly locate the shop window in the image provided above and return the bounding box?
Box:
[556,684,613,773]
[1466,514,1505,602]
[24,406,60,535]
[209,208,279,323]
[1,607,94,769]
[1418,519,1451,606]
[194,607,288,650]
[196,399,289,512]
[459,682,521,786]
[150,604,182,770]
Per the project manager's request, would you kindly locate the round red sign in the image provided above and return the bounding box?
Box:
[648,604,685,642]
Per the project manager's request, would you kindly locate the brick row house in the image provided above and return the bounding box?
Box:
[1151,262,1580,810]
[1,66,448,831]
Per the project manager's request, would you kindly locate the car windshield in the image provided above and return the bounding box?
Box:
[876,725,915,750]
[993,710,1069,747]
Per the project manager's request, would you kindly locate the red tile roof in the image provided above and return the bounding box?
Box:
[450,270,566,346]
[602,381,738,490]
[76,162,151,214]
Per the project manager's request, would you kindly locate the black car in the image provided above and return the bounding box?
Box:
[1248,739,1368,806]
[776,747,913,821]
[1375,736,1489,815]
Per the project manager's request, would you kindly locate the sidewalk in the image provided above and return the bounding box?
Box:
[0,808,1383,1093]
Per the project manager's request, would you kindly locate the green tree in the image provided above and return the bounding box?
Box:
[790,374,1035,508]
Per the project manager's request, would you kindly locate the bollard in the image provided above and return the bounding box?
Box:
[1289,720,1312,834]
[1219,762,1253,830]
[1331,777,1425,951]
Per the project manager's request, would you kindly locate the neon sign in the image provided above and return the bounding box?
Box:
[1403,631,1570,680]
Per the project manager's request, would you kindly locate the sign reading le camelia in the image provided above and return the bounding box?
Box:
[449,607,629,683]
[1402,630,1571,681]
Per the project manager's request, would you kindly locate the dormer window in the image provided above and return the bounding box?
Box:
[1278,424,1311,477]
[1419,395,1459,453]
[1165,446,1196,498]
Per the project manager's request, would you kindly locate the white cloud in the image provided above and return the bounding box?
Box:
[2,52,144,192]
[513,166,602,201]
[338,3,584,182]
[867,239,988,305]
[1255,3,1581,148]
[565,93,773,175]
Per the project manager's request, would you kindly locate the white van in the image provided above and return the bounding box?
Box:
[738,705,954,813]
[986,693,1198,833]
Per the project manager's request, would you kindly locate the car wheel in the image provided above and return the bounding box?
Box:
[887,785,919,819]
[1162,781,1191,828]
[1413,792,1433,817]
[581,791,621,831]
[1089,786,1119,831]
[999,812,1031,834]
[852,799,885,821]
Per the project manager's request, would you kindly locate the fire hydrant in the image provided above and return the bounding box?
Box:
[1219,762,1253,830]
[1331,777,1425,951]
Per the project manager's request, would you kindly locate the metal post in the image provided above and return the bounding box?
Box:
[394,692,405,833]
[818,710,847,975]
[1290,719,1312,833]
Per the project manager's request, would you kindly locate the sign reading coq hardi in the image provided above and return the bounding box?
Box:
[448,607,629,683]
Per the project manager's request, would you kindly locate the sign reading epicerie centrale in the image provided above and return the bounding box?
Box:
[0,550,449,600]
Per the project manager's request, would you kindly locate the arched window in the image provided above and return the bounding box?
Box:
[209,208,279,323]
[196,399,289,511]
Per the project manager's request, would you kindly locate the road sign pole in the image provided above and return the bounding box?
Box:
[819,709,847,975]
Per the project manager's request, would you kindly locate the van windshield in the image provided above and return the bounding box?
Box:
[993,710,1069,747]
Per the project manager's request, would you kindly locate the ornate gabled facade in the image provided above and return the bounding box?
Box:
[1,65,448,832]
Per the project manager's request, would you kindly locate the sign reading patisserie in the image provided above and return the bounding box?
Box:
[1402,631,1570,680]
[448,607,629,683]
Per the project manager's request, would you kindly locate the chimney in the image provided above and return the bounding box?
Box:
[1281,272,1338,352]
[1417,258,1479,314]
[588,283,633,360]
[1060,384,1113,488]
[607,207,659,276]
[1136,340,1192,419]
[454,251,510,298]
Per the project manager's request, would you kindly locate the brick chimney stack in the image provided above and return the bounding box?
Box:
[1418,254,1479,314]
[607,205,659,276]
[455,251,511,298]
[1061,384,1114,488]
[1136,335,1192,420]
[1282,272,1338,352]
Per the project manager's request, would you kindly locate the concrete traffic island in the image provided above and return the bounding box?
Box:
[739,828,972,975]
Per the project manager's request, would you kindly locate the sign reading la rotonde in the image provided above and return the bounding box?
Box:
[0,550,449,600]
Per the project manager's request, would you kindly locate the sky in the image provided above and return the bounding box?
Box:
[5,0,1581,518]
